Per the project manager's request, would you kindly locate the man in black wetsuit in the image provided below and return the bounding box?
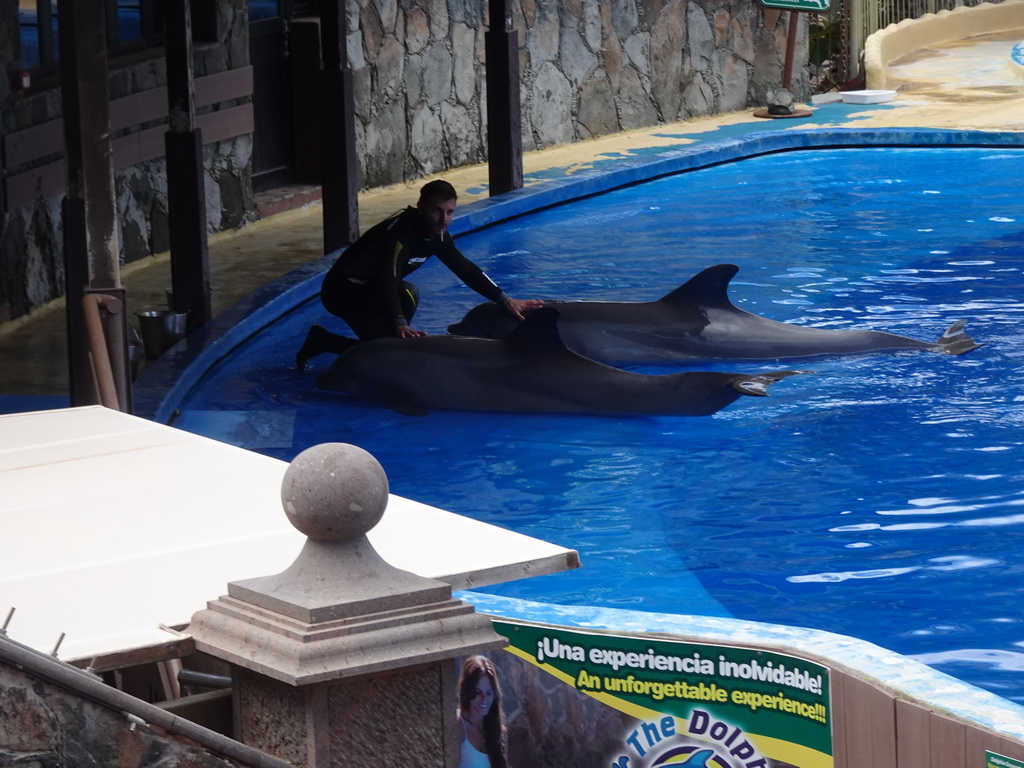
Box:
[296,180,543,370]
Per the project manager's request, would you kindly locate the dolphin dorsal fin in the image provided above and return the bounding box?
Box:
[503,307,570,355]
[660,264,741,311]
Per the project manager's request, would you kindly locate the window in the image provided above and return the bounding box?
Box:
[18,0,214,74]
[18,0,58,70]
[110,0,165,51]
[248,0,280,22]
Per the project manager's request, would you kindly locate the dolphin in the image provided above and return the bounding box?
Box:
[318,308,805,416]
[447,264,982,366]
[650,747,717,767]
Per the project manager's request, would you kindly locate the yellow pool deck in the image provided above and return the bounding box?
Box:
[0,8,1021,403]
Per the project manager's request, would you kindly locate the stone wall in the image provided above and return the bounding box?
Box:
[351,0,807,187]
[0,645,282,768]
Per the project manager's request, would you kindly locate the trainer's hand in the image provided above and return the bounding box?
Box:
[396,325,428,339]
[504,297,545,321]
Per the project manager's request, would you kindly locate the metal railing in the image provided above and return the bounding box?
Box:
[850,0,995,74]
[812,0,1003,89]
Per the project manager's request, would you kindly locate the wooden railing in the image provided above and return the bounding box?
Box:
[81,292,137,412]
[2,66,254,214]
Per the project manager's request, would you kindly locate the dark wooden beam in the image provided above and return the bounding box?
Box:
[782,11,800,89]
[59,0,130,409]
[165,0,212,331]
[61,197,90,404]
[485,0,523,195]
[320,0,359,253]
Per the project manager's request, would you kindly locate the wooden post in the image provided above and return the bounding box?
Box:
[59,0,130,410]
[485,0,524,195]
[782,11,801,89]
[320,0,360,253]
[61,196,90,405]
[165,0,212,331]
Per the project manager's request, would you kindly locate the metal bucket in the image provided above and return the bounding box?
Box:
[137,309,188,359]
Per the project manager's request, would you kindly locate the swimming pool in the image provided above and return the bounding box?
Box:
[168,141,1024,704]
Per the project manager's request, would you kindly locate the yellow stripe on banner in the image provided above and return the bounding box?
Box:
[744,734,833,768]
[502,645,834,768]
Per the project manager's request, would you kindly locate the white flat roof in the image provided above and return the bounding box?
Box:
[0,406,579,665]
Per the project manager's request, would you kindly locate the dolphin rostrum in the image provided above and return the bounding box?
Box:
[447,264,982,366]
[318,308,805,416]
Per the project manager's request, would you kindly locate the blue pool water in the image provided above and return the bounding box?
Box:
[173,146,1024,703]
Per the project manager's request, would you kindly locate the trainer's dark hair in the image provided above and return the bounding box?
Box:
[419,179,458,203]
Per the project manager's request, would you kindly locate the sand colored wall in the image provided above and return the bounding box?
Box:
[864,0,1024,88]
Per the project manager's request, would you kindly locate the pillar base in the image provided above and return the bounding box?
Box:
[232,662,459,768]
[190,594,505,687]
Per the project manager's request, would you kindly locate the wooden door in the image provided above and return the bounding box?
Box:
[249,0,296,191]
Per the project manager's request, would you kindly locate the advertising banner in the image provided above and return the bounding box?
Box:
[988,753,1024,768]
[457,619,832,768]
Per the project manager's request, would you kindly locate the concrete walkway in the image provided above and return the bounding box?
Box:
[1,21,1021,410]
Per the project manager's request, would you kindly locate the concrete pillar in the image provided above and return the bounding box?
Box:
[187,443,506,767]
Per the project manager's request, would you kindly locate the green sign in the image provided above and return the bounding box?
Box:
[757,0,832,12]
[495,620,833,768]
[988,752,1024,768]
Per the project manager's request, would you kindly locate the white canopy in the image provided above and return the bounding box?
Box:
[0,406,579,665]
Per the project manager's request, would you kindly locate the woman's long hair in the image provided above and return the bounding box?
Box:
[458,655,509,768]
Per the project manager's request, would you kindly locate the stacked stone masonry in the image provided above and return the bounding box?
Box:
[355,0,805,185]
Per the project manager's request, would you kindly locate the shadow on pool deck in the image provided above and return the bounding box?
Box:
[1,25,1022,414]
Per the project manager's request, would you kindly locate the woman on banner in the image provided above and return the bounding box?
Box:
[456,655,510,768]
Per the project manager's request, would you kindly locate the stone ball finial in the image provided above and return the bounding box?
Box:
[281,443,389,541]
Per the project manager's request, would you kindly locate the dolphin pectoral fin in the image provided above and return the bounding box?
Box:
[936,319,983,355]
[732,369,810,397]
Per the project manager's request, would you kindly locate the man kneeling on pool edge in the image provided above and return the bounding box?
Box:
[296,180,544,370]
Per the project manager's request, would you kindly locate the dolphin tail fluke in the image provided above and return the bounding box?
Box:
[936,320,983,355]
[732,369,809,397]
